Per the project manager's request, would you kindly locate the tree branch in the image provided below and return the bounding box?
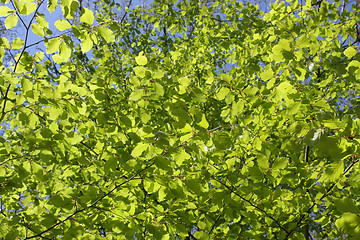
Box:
[284,157,359,239]
[0,0,45,124]
[24,162,154,239]
[212,177,290,234]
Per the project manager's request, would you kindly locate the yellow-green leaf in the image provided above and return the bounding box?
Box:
[81,37,93,53]
[344,47,357,58]
[11,38,24,49]
[0,6,13,17]
[48,0,58,13]
[135,53,148,66]
[54,20,72,31]
[80,7,94,25]
[59,41,71,61]
[31,23,45,37]
[98,27,115,42]
[131,143,148,157]
[5,14,18,29]
[133,66,146,78]
[46,37,60,54]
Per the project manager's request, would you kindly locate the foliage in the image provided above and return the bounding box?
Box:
[0,0,360,239]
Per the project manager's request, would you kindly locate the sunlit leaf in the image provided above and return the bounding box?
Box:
[0,6,13,17]
[344,47,357,58]
[80,7,94,25]
[54,20,72,31]
[98,27,115,42]
[5,14,18,29]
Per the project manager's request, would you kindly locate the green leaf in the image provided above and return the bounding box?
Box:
[260,66,273,81]
[31,23,45,37]
[46,37,60,54]
[178,77,191,87]
[54,20,72,31]
[67,133,83,145]
[11,38,24,49]
[131,143,148,157]
[98,27,115,42]
[272,157,288,170]
[154,82,164,96]
[80,7,94,25]
[174,149,190,166]
[277,81,297,98]
[104,158,117,172]
[47,0,58,12]
[23,2,37,15]
[0,6,13,17]
[135,53,148,66]
[154,156,172,172]
[216,87,230,100]
[213,132,232,150]
[81,36,93,53]
[129,90,143,101]
[344,47,357,58]
[14,0,25,13]
[133,66,146,78]
[319,161,344,182]
[335,213,360,236]
[5,14,18,29]
[59,41,71,60]
[334,198,360,215]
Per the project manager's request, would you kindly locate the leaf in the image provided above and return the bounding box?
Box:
[277,81,297,98]
[81,36,93,53]
[47,0,58,12]
[344,47,357,58]
[59,41,71,60]
[23,2,37,15]
[54,20,72,31]
[174,149,190,166]
[197,113,209,129]
[31,23,45,37]
[154,156,172,172]
[178,77,191,87]
[335,213,360,236]
[334,198,360,215]
[133,66,146,78]
[154,82,164,96]
[216,87,230,100]
[272,157,288,170]
[46,37,60,54]
[52,53,65,63]
[11,38,24,49]
[0,6,13,17]
[131,143,148,157]
[14,0,25,13]
[260,66,273,81]
[98,27,115,42]
[129,90,143,101]
[213,132,232,150]
[135,53,148,66]
[320,161,344,182]
[80,7,94,25]
[104,158,117,172]
[5,14,18,29]
[67,133,83,145]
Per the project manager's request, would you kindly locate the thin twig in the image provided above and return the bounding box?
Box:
[24,162,154,239]
[0,153,29,166]
[284,158,359,239]
[0,0,45,124]
[121,0,133,24]
[212,177,290,234]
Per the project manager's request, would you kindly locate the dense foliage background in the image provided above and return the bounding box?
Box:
[1,0,360,239]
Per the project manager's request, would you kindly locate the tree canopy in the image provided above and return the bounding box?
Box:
[1,0,360,239]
